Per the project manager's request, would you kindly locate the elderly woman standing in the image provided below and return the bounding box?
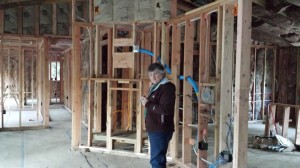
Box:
[140,63,176,168]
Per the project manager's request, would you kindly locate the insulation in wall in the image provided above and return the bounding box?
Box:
[81,39,91,124]
[23,6,35,35]
[2,48,19,107]
[155,0,171,21]
[76,2,84,21]
[24,50,35,100]
[94,0,113,22]
[113,0,134,21]
[134,0,155,21]
[40,5,52,35]
[57,3,69,36]
[94,0,171,23]
[4,8,17,33]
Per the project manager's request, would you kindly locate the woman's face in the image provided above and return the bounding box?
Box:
[148,69,164,84]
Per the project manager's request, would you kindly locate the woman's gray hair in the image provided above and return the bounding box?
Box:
[147,63,165,73]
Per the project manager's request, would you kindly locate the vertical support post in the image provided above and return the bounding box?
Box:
[261,48,267,119]
[87,79,94,146]
[295,49,300,144]
[214,5,223,158]
[233,0,252,167]
[282,106,290,137]
[140,31,145,78]
[296,49,300,105]
[53,3,57,35]
[36,40,42,122]
[265,104,276,136]
[252,47,257,120]
[161,22,166,63]
[106,81,113,150]
[108,28,113,77]
[170,23,181,159]
[71,0,82,148]
[153,22,158,62]
[43,38,50,127]
[0,36,4,128]
[144,31,152,75]
[219,1,234,164]
[296,108,300,145]
[183,19,194,164]
[71,25,82,148]
[272,49,276,101]
[95,26,102,132]
[136,81,143,153]
[60,59,64,103]
[198,13,209,168]
[19,40,24,126]
[87,19,95,146]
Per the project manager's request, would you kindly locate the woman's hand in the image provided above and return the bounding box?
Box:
[139,96,148,106]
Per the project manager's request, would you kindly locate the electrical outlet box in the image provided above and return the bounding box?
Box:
[198,140,208,150]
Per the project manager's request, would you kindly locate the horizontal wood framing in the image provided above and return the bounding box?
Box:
[265,103,300,145]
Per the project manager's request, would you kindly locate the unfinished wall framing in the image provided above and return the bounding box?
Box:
[71,1,252,168]
[0,36,49,130]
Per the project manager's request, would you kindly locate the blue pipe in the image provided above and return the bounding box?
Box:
[139,49,198,96]
[186,76,199,97]
[139,48,154,57]
[139,49,171,74]
[178,76,199,98]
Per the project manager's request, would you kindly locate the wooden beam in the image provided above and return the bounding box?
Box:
[161,22,166,65]
[108,28,112,77]
[197,13,209,168]
[0,35,4,128]
[282,107,290,137]
[219,0,234,163]
[261,48,267,119]
[87,24,95,146]
[71,24,82,147]
[252,48,257,120]
[136,80,143,152]
[153,22,158,62]
[182,19,194,164]
[19,40,23,126]
[233,0,252,167]
[272,49,277,102]
[296,108,300,145]
[106,81,113,150]
[71,19,82,149]
[42,38,50,127]
[296,48,300,105]
[170,23,181,159]
[94,26,102,132]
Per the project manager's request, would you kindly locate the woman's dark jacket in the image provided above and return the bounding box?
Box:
[145,82,176,132]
